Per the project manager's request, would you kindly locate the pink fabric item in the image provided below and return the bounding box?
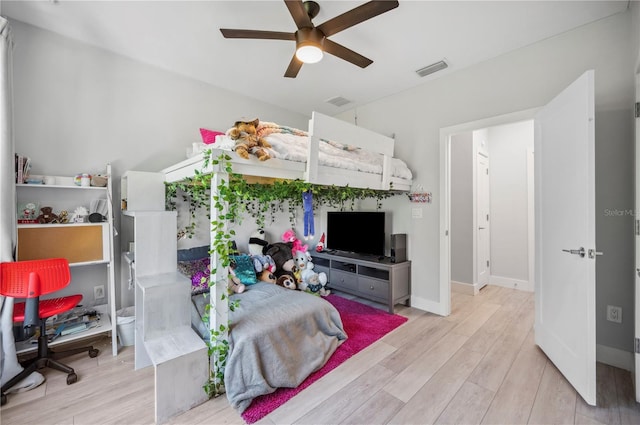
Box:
[241,295,408,423]
[199,128,224,144]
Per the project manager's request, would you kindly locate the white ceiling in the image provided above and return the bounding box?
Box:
[1,0,629,116]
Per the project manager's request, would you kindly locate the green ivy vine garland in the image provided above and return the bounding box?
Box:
[165,150,401,397]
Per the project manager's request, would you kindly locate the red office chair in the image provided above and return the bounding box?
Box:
[0,258,99,405]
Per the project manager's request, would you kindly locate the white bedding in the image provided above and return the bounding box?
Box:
[204,133,413,180]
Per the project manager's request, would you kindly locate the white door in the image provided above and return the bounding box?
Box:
[634,72,640,403]
[534,70,596,406]
[476,153,490,288]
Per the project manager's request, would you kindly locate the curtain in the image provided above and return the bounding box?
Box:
[0,16,43,394]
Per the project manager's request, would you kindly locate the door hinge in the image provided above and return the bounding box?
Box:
[487,260,490,267]
[486,169,489,175]
[636,102,640,118]
[486,214,489,221]
[635,337,640,354]
[636,219,639,236]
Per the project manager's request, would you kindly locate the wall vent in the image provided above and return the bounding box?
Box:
[416,60,448,77]
[325,96,352,107]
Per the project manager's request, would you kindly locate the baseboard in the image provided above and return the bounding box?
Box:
[596,344,634,372]
[411,294,448,316]
[451,280,479,295]
[489,275,533,292]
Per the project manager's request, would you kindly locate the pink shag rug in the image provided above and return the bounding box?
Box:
[241,294,408,423]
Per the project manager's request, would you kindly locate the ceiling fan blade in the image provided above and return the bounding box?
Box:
[318,0,399,37]
[323,39,373,68]
[285,0,313,29]
[220,28,295,41]
[284,55,303,78]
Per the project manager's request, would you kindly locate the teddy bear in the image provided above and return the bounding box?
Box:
[265,241,297,281]
[37,206,59,224]
[227,118,271,161]
[251,254,276,274]
[228,262,246,295]
[282,229,307,256]
[248,229,270,255]
[228,273,246,295]
[276,274,297,290]
[296,252,330,296]
[257,269,277,284]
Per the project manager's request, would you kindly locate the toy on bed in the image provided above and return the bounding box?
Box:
[295,250,330,296]
[248,229,270,255]
[282,229,308,255]
[227,118,271,161]
[276,274,297,290]
[265,241,296,281]
[251,254,275,274]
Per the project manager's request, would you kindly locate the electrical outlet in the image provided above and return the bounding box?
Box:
[94,285,105,300]
[606,305,622,323]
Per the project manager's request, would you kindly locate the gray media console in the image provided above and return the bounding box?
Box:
[312,251,411,314]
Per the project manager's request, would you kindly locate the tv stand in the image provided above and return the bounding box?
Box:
[312,251,411,314]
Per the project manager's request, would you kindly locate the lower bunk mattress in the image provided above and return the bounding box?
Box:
[191,282,347,413]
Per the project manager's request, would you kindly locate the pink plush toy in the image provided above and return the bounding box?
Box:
[282,229,308,255]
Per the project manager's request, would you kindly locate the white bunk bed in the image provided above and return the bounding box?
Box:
[160,111,413,413]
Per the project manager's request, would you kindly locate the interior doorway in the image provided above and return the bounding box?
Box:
[440,108,538,314]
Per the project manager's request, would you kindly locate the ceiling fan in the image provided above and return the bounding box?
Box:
[220,0,399,78]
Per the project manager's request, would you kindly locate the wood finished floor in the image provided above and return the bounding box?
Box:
[2,285,639,424]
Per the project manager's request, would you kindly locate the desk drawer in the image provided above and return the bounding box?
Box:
[358,277,388,301]
[329,269,358,292]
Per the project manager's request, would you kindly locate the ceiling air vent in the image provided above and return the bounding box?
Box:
[325,96,352,107]
[416,60,448,78]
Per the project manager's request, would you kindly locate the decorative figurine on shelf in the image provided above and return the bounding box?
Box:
[70,206,89,223]
[58,210,69,224]
[302,189,314,240]
[316,232,325,253]
[37,206,59,224]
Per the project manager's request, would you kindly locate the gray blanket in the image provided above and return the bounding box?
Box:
[225,282,346,413]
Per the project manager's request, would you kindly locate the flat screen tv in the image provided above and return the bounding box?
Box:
[326,211,385,257]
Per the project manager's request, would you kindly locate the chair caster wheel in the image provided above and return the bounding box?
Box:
[67,373,77,385]
[89,349,99,358]
[1,393,7,406]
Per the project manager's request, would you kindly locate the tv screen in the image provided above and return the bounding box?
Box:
[326,211,385,257]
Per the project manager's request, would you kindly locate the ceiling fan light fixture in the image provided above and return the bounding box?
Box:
[295,27,324,64]
[296,44,323,63]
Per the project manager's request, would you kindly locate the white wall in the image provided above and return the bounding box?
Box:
[9,20,308,307]
[337,11,635,350]
[488,120,534,284]
[450,132,473,285]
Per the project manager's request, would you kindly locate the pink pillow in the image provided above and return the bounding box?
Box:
[199,128,224,144]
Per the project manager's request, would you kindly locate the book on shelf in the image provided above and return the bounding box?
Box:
[14,154,31,184]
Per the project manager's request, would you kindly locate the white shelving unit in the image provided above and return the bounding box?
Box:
[15,164,118,356]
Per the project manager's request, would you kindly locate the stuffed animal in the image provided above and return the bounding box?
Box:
[58,210,69,224]
[251,254,276,274]
[265,241,296,280]
[37,206,59,224]
[248,229,270,255]
[228,273,246,295]
[227,118,271,161]
[257,270,277,284]
[297,252,330,296]
[276,274,297,290]
[282,229,307,256]
[303,272,330,296]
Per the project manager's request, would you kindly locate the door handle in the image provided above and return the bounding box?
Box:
[562,247,585,258]
[588,249,603,259]
[479,227,486,230]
